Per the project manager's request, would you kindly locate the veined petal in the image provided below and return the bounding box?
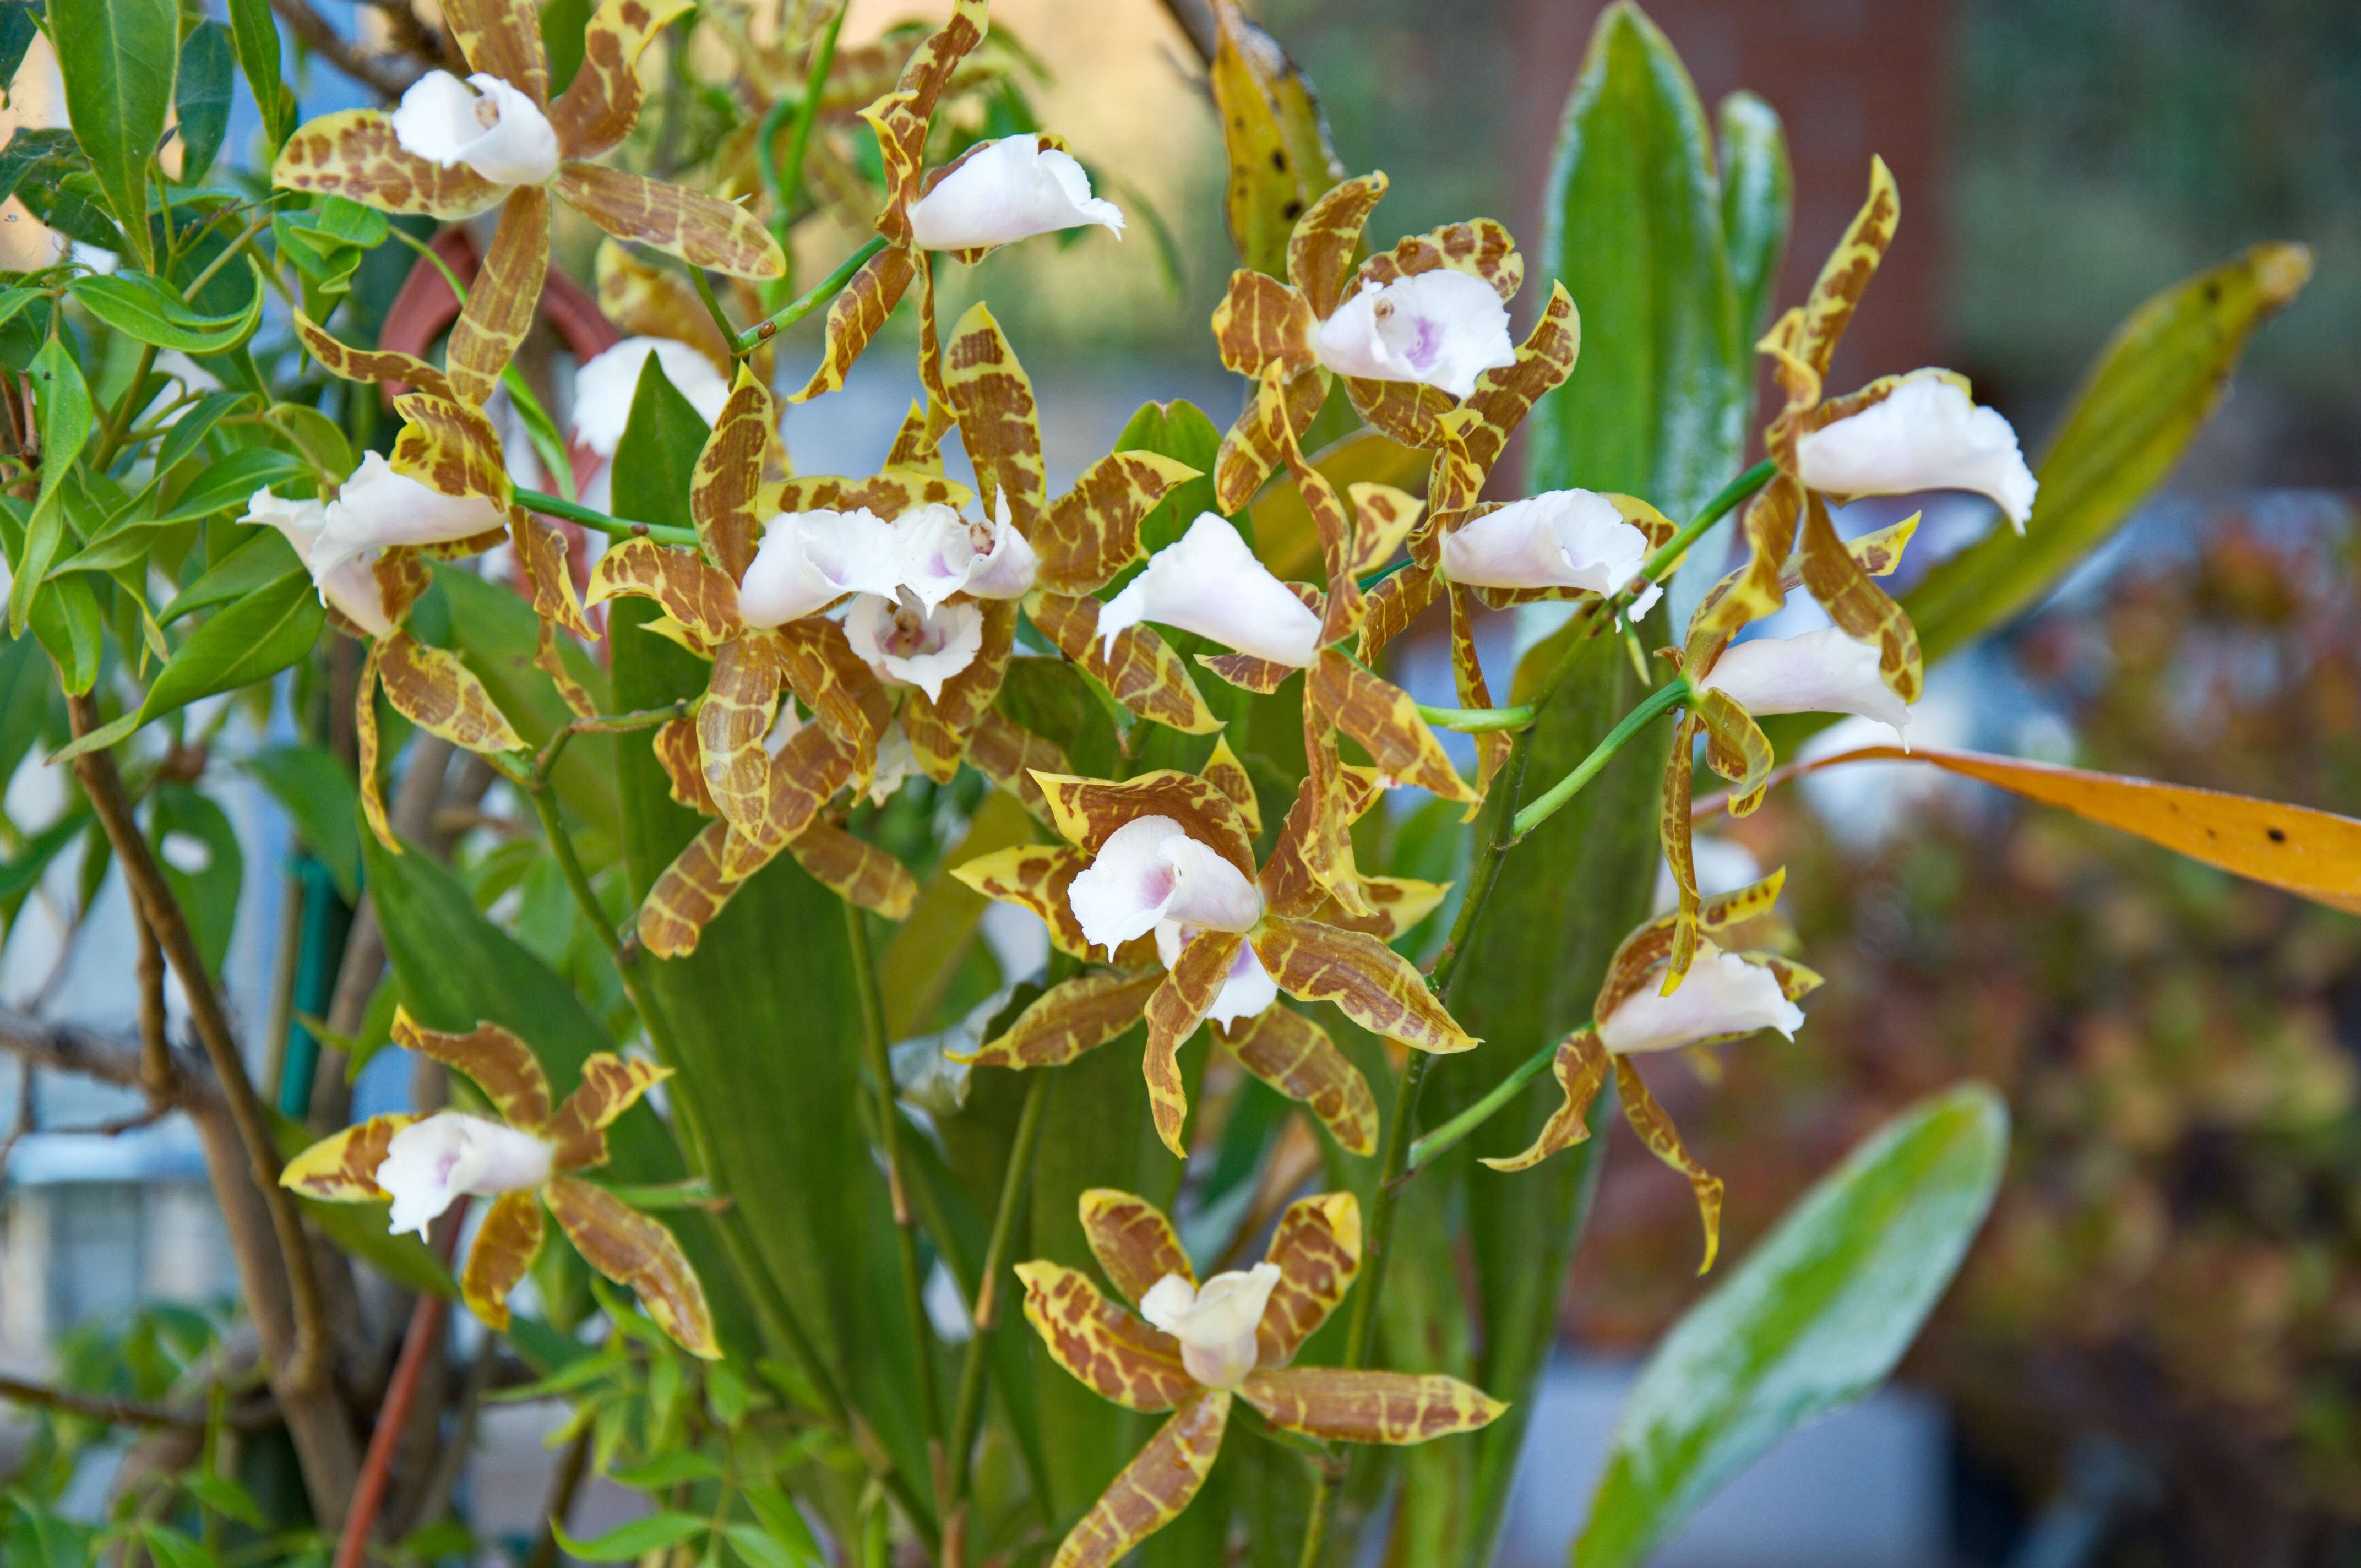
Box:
[1313,270,1516,400]
[1440,489,1649,596]
[1155,921,1277,1026]
[1099,513,1322,668]
[242,488,396,638]
[390,71,558,187]
[1796,368,2038,529]
[376,1110,554,1237]
[1696,627,1912,746]
[842,589,983,701]
[572,337,731,458]
[1139,1264,1281,1390]
[1068,816,1264,956]
[1596,939,1803,1055]
[907,133,1125,252]
[311,452,505,584]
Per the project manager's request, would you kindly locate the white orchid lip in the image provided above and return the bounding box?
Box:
[896,497,1039,609]
[1597,941,1803,1056]
[737,508,902,628]
[1068,815,1263,957]
[376,1110,554,1238]
[844,589,983,702]
[390,70,561,187]
[1139,1264,1281,1390]
[1099,514,1322,668]
[1695,627,1912,748]
[242,487,396,639]
[1440,489,1654,602]
[572,338,731,458]
[1314,269,1518,400]
[1155,921,1277,1026]
[307,451,505,584]
[906,133,1125,252]
[1796,368,2039,530]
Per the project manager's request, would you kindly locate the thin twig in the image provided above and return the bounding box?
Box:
[266,0,426,98]
[0,1374,207,1431]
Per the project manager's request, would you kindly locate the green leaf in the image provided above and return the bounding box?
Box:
[149,783,241,976]
[1,810,88,905]
[132,569,321,724]
[554,1512,709,1562]
[12,336,92,634]
[1114,398,1224,554]
[606,1450,725,1489]
[171,23,233,184]
[137,1525,215,1568]
[0,126,79,206]
[722,1521,818,1568]
[154,445,302,526]
[269,400,352,480]
[738,1485,824,1566]
[0,629,58,790]
[1573,1084,2009,1568]
[151,389,251,478]
[159,527,300,624]
[225,0,284,148]
[244,744,359,902]
[541,0,590,95]
[1714,90,1789,350]
[49,0,178,269]
[68,260,265,354]
[179,1469,265,1529]
[29,573,105,694]
[1530,1,1745,522]
[0,2,42,88]
[1207,0,1345,277]
[1904,242,2313,667]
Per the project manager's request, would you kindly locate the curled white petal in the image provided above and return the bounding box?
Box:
[1155,921,1278,1027]
[844,590,982,702]
[1596,941,1803,1056]
[1313,270,1517,400]
[1139,1263,1281,1389]
[376,1110,554,1238]
[572,337,732,458]
[1440,489,1651,596]
[242,487,396,638]
[957,494,1038,601]
[866,721,920,805]
[1098,514,1321,668]
[1796,368,2038,530]
[309,453,504,585]
[906,134,1125,252]
[1696,627,1912,747]
[738,508,902,628]
[390,70,559,187]
[1068,815,1263,957]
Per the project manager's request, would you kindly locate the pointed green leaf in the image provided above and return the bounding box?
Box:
[244,743,360,902]
[553,1512,708,1562]
[69,259,264,353]
[171,22,233,183]
[160,527,300,624]
[49,0,177,268]
[225,0,284,148]
[1715,90,1789,349]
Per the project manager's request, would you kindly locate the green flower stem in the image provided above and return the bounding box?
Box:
[1508,676,1691,842]
[1354,554,1420,592]
[512,487,700,548]
[943,1068,1054,1543]
[688,262,739,352]
[735,234,889,356]
[523,781,937,1549]
[1399,1030,1580,1179]
[779,3,847,221]
[1416,701,1536,733]
[1634,457,1778,590]
[531,700,690,788]
[842,894,949,1502]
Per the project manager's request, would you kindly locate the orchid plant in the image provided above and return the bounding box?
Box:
[0,0,2334,1562]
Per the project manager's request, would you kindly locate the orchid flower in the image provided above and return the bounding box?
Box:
[1484,872,1821,1273]
[1098,513,1324,668]
[906,132,1124,252]
[282,1010,718,1355]
[275,0,782,412]
[845,588,986,702]
[1795,367,2037,529]
[1435,489,1664,621]
[1692,625,1913,748]
[953,755,1462,1157]
[239,488,397,639]
[1018,1189,1503,1565]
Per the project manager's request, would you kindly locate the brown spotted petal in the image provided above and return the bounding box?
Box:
[390,1008,552,1130]
[1255,1191,1362,1363]
[1356,562,1439,665]
[1253,914,1477,1055]
[690,368,773,582]
[786,823,917,920]
[1657,711,1703,990]
[637,819,747,959]
[544,1174,720,1356]
[392,394,510,505]
[1345,482,1425,578]
[966,709,1069,820]
[959,971,1161,1070]
[1238,1368,1505,1445]
[1033,769,1258,878]
[1797,490,1923,705]
[553,162,785,280]
[1077,1189,1194,1308]
[279,1113,420,1201]
[951,842,1094,958]
[1285,171,1388,319]
[543,1052,671,1170]
[1591,870,1791,1023]
[1312,874,1448,945]
[1694,684,1774,809]
[769,469,972,521]
[1212,268,1318,378]
[1294,723,1369,917]
[1343,375,1457,455]
[293,312,454,402]
[1142,930,1243,1156]
[1196,582,1324,696]
[1199,735,1260,836]
[459,1189,545,1330]
[356,645,394,850]
[1793,155,1898,385]
[903,598,1014,781]
[1458,281,1580,483]
[773,618,893,756]
[1308,651,1474,803]
[1447,586,1513,800]
[1285,448,1365,645]
[1356,218,1521,303]
[727,717,859,874]
[1024,591,1226,735]
[1213,369,1324,517]
[447,187,550,407]
[789,243,917,402]
[653,717,716,814]
[696,635,782,835]
[507,508,594,639]
[1481,1026,1612,1173]
[272,110,506,219]
[1682,471,1803,671]
[550,0,691,157]
[1614,1058,1724,1274]
[1034,450,1202,595]
[595,237,728,370]
[377,632,525,755]
[1051,1391,1230,1568]
[940,302,1048,530]
[1223,1004,1380,1152]
[1016,1261,1196,1413]
[585,537,742,644]
[441,0,548,102]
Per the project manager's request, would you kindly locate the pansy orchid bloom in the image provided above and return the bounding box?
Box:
[274,0,782,414]
[1017,1189,1503,1566]
[1484,872,1821,1272]
[281,1010,718,1355]
[951,758,1466,1156]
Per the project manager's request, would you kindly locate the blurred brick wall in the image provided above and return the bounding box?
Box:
[1506,0,1952,397]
